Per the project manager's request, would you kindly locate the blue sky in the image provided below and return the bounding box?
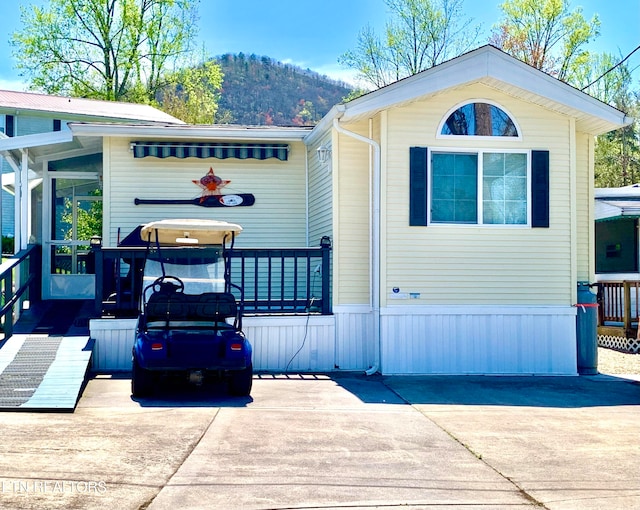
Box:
[0,0,638,91]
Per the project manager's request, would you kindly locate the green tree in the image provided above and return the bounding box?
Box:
[11,0,200,103]
[574,53,633,105]
[339,0,480,89]
[490,0,599,82]
[569,52,640,188]
[492,1,638,188]
[160,60,224,124]
[59,190,103,258]
[594,92,640,188]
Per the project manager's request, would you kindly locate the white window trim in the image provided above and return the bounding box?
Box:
[428,147,532,227]
[436,99,523,141]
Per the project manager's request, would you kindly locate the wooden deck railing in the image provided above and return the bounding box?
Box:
[0,245,42,340]
[596,280,640,338]
[93,244,332,318]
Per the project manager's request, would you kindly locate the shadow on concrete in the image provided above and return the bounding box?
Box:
[103,372,254,408]
[127,371,401,408]
[86,370,640,410]
[130,384,254,408]
[330,372,409,405]
[383,375,640,408]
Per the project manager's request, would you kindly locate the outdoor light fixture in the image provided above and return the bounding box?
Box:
[316,144,332,164]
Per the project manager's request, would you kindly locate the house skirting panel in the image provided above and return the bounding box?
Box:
[89,307,575,375]
[243,315,335,372]
[89,316,336,373]
[333,305,377,371]
[90,319,137,372]
[379,305,578,375]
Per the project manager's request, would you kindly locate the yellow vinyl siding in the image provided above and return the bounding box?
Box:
[575,132,592,281]
[104,137,307,248]
[379,83,574,306]
[334,120,372,305]
[308,133,333,246]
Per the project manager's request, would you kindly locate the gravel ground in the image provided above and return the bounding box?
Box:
[597,346,640,375]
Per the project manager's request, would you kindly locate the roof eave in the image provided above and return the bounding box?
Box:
[304,105,342,145]
[332,46,630,135]
[69,123,310,141]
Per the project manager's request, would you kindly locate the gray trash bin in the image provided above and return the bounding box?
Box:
[576,281,598,375]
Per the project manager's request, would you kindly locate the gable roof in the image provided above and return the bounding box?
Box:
[0,89,184,124]
[308,45,631,142]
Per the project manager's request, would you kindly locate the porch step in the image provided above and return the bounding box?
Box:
[0,335,93,411]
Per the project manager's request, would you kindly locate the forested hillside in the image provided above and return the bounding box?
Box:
[215,53,353,126]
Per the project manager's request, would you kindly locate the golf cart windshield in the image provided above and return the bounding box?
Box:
[142,252,226,298]
[139,219,243,300]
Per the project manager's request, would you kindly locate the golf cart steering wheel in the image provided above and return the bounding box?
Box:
[151,275,185,294]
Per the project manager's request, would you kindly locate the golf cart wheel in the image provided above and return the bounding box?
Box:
[228,364,253,396]
[131,357,154,397]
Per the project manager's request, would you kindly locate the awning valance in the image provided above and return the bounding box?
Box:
[131,141,289,161]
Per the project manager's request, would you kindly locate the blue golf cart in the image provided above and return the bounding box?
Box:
[131,219,252,397]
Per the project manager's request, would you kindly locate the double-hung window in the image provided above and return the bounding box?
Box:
[431,151,528,225]
[409,101,549,229]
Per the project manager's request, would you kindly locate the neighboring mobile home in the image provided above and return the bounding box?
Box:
[0,89,183,242]
[595,185,640,278]
[594,185,640,352]
[0,46,631,374]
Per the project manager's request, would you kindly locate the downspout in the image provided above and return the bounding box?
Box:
[333,110,381,375]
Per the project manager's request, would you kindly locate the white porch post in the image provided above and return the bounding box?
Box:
[12,148,31,253]
[13,152,21,254]
[20,149,29,250]
[0,164,3,248]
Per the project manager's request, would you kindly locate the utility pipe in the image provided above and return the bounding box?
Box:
[333,112,381,375]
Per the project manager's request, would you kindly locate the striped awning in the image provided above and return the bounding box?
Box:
[131,141,289,161]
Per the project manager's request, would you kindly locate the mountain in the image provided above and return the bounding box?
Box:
[214,53,354,126]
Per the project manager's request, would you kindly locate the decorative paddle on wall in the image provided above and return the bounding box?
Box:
[134,167,255,208]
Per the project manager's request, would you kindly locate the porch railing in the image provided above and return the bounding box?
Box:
[0,245,42,340]
[93,244,332,318]
[596,280,640,338]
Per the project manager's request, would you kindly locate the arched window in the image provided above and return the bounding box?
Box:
[441,102,518,137]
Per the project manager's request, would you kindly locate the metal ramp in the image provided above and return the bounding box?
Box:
[0,335,93,411]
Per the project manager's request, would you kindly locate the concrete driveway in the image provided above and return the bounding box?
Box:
[0,372,638,510]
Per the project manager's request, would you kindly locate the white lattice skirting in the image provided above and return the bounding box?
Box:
[598,335,640,354]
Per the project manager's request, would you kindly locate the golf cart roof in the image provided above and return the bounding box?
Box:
[140,219,242,246]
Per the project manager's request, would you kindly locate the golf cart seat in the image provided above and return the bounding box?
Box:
[192,292,238,322]
[145,290,189,323]
[144,291,239,329]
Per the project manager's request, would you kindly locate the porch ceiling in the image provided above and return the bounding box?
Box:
[0,131,102,173]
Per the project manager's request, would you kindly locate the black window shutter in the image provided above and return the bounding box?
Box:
[531,150,550,228]
[53,119,61,131]
[409,147,428,226]
[5,115,14,137]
